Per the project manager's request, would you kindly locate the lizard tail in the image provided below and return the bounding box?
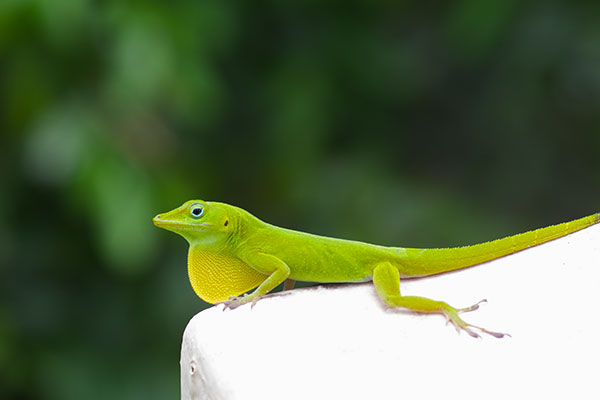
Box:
[396,213,600,277]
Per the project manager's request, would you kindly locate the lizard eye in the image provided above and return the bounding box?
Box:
[190,205,204,218]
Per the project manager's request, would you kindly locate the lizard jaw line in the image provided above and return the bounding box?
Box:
[152,217,212,232]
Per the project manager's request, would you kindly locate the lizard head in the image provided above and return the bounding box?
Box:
[153,200,234,245]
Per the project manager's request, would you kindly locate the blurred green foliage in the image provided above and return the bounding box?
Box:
[2,0,600,398]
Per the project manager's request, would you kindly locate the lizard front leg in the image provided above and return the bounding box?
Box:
[220,252,290,310]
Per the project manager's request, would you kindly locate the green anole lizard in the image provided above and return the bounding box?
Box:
[153,200,599,338]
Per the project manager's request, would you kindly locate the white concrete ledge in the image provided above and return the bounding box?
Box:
[181,224,600,400]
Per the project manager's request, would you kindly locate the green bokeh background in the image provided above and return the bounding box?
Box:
[2,1,600,398]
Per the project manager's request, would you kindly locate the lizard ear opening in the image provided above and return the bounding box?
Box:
[224,220,229,227]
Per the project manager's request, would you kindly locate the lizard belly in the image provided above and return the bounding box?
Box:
[187,247,266,304]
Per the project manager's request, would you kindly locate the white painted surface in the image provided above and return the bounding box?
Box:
[181,224,600,400]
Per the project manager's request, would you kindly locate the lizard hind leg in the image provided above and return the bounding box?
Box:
[372,262,509,339]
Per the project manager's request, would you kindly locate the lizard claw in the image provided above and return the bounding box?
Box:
[457,299,487,313]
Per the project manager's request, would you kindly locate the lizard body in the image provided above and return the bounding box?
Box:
[153,200,599,338]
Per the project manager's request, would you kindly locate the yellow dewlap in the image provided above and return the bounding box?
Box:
[187,247,266,303]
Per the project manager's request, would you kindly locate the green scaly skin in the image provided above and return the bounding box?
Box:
[153,200,600,338]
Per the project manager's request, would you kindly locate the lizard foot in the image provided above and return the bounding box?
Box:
[444,300,510,339]
[218,295,249,310]
[218,294,263,310]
